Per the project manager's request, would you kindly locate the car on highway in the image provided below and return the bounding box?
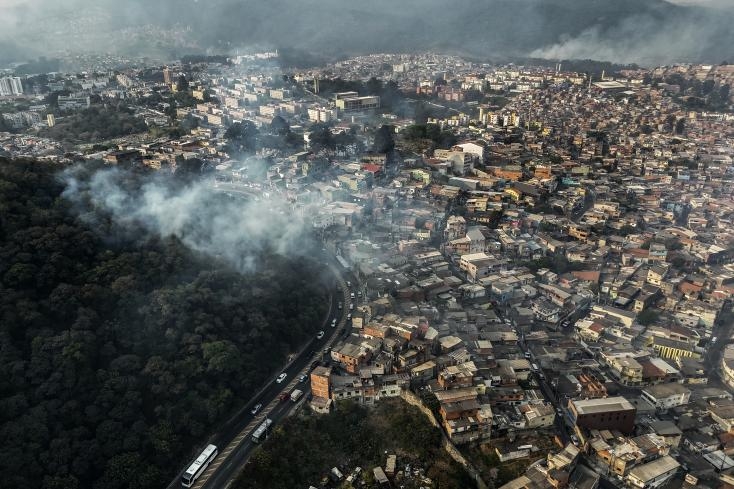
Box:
[250,403,262,415]
[278,392,290,402]
[338,302,343,309]
[276,373,287,383]
[347,313,352,321]
[556,408,563,415]
[346,281,351,287]
[524,352,531,359]
[298,374,308,383]
[331,318,337,328]
[349,303,354,310]
[570,435,580,446]
[316,330,325,339]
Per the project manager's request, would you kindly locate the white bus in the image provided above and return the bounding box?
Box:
[252,418,273,443]
[181,444,218,487]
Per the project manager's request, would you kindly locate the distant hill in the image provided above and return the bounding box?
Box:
[2,0,733,66]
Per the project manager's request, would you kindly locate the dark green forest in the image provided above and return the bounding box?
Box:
[0,158,329,489]
[236,400,476,489]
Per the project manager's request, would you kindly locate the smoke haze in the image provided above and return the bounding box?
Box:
[2,0,733,67]
[61,167,312,273]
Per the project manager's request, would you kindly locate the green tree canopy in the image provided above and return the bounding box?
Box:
[0,159,328,489]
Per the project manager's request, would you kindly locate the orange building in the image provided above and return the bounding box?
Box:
[310,366,332,400]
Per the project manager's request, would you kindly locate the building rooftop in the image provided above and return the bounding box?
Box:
[627,455,679,482]
[642,383,690,399]
[572,396,635,415]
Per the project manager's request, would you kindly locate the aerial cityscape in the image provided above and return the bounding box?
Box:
[2,1,734,489]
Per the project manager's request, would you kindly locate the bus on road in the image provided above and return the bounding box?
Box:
[181,444,218,487]
[252,418,273,443]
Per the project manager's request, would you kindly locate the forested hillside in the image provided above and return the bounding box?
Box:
[0,158,329,489]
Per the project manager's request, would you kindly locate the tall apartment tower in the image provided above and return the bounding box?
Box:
[163,67,172,86]
[0,77,23,96]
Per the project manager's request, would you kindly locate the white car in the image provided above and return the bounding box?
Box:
[276,373,287,383]
[316,330,325,339]
[250,403,262,415]
[331,318,337,328]
[298,374,308,383]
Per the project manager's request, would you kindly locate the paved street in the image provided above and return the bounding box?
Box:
[166,252,351,489]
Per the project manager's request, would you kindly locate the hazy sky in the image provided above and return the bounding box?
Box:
[1,0,732,66]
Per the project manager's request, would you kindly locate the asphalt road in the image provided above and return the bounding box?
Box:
[166,252,350,489]
[200,381,314,489]
[516,327,571,445]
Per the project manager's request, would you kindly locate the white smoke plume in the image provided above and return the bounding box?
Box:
[3,0,733,68]
[529,6,734,66]
[61,166,313,273]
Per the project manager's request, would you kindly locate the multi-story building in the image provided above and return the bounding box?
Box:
[57,95,91,111]
[651,337,701,361]
[335,94,380,112]
[330,374,407,405]
[568,396,637,434]
[0,76,23,96]
[437,362,477,390]
[641,383,691,412]
[721,344,734,389]
[310,366,333,414]
[434,387,492,444]
[444,215,467,241]
[519,403,556,429]
[330,339,380,374]
[163,67,172,85]
[307,106,337,122]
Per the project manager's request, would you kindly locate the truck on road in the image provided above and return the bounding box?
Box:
[290,389,304,402]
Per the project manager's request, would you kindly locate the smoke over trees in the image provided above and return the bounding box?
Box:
[0,158,329,489]
[1,0,733,67]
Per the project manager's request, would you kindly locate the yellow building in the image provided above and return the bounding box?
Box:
[411,169,431,184]
[652,337,701,360]
[504,188,522,201]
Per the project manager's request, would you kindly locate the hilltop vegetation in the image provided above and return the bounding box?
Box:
[39,105,148,144]
[236,399,476,489]
[0,158,329,489]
